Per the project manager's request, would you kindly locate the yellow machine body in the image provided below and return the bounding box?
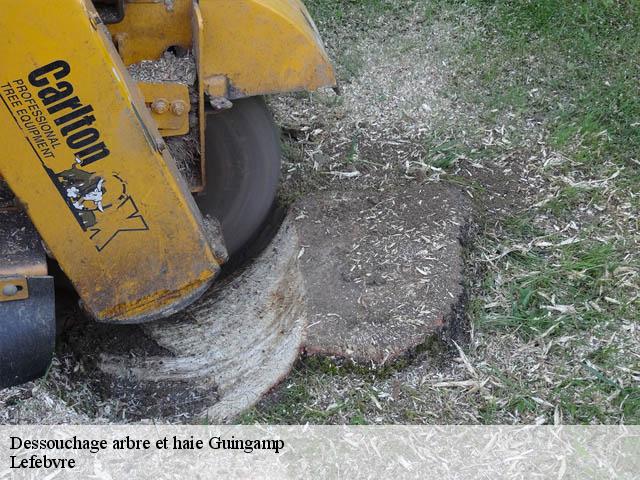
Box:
[108,0,336,98]
[0,1,220,323]
[0,0,335,324]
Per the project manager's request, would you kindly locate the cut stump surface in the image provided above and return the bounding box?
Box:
[295,184,471,363]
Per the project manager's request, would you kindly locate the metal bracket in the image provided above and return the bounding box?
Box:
[0,277,29,303]
[105,0,193,66]
[137,82,191,136]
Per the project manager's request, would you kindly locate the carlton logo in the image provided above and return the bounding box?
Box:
[21,60,149,251]
[28,60,110,166]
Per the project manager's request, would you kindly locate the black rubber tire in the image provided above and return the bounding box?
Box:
[195,97,281,257]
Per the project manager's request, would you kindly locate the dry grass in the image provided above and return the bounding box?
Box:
[242,0,640,425]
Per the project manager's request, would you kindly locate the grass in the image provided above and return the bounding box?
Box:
[251,0,640,426]
[239,365,383,425]
[240,340,452,425]
[453,1,640,423]
[464,0,640,166]
[481,239,629,337]
[306,0,424,20]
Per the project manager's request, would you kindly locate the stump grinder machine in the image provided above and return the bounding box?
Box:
[0,0,335,388]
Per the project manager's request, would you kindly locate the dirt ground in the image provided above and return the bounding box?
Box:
[1,1,638,425]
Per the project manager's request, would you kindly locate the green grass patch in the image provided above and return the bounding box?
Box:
[460,0,640,171]
[480,223,628,339]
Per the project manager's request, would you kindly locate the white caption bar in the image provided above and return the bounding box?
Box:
[0,426,638,479]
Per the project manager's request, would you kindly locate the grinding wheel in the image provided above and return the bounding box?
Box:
[196,97,281,257]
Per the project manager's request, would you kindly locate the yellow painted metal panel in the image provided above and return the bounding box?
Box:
[108,0,193,66]
[0,0,220,323]
[106,0,335,98]
[198,0,336,98]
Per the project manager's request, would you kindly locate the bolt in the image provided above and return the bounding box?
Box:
[151,99,169,114]
[2,284,19,297]
[170,100,187,116]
